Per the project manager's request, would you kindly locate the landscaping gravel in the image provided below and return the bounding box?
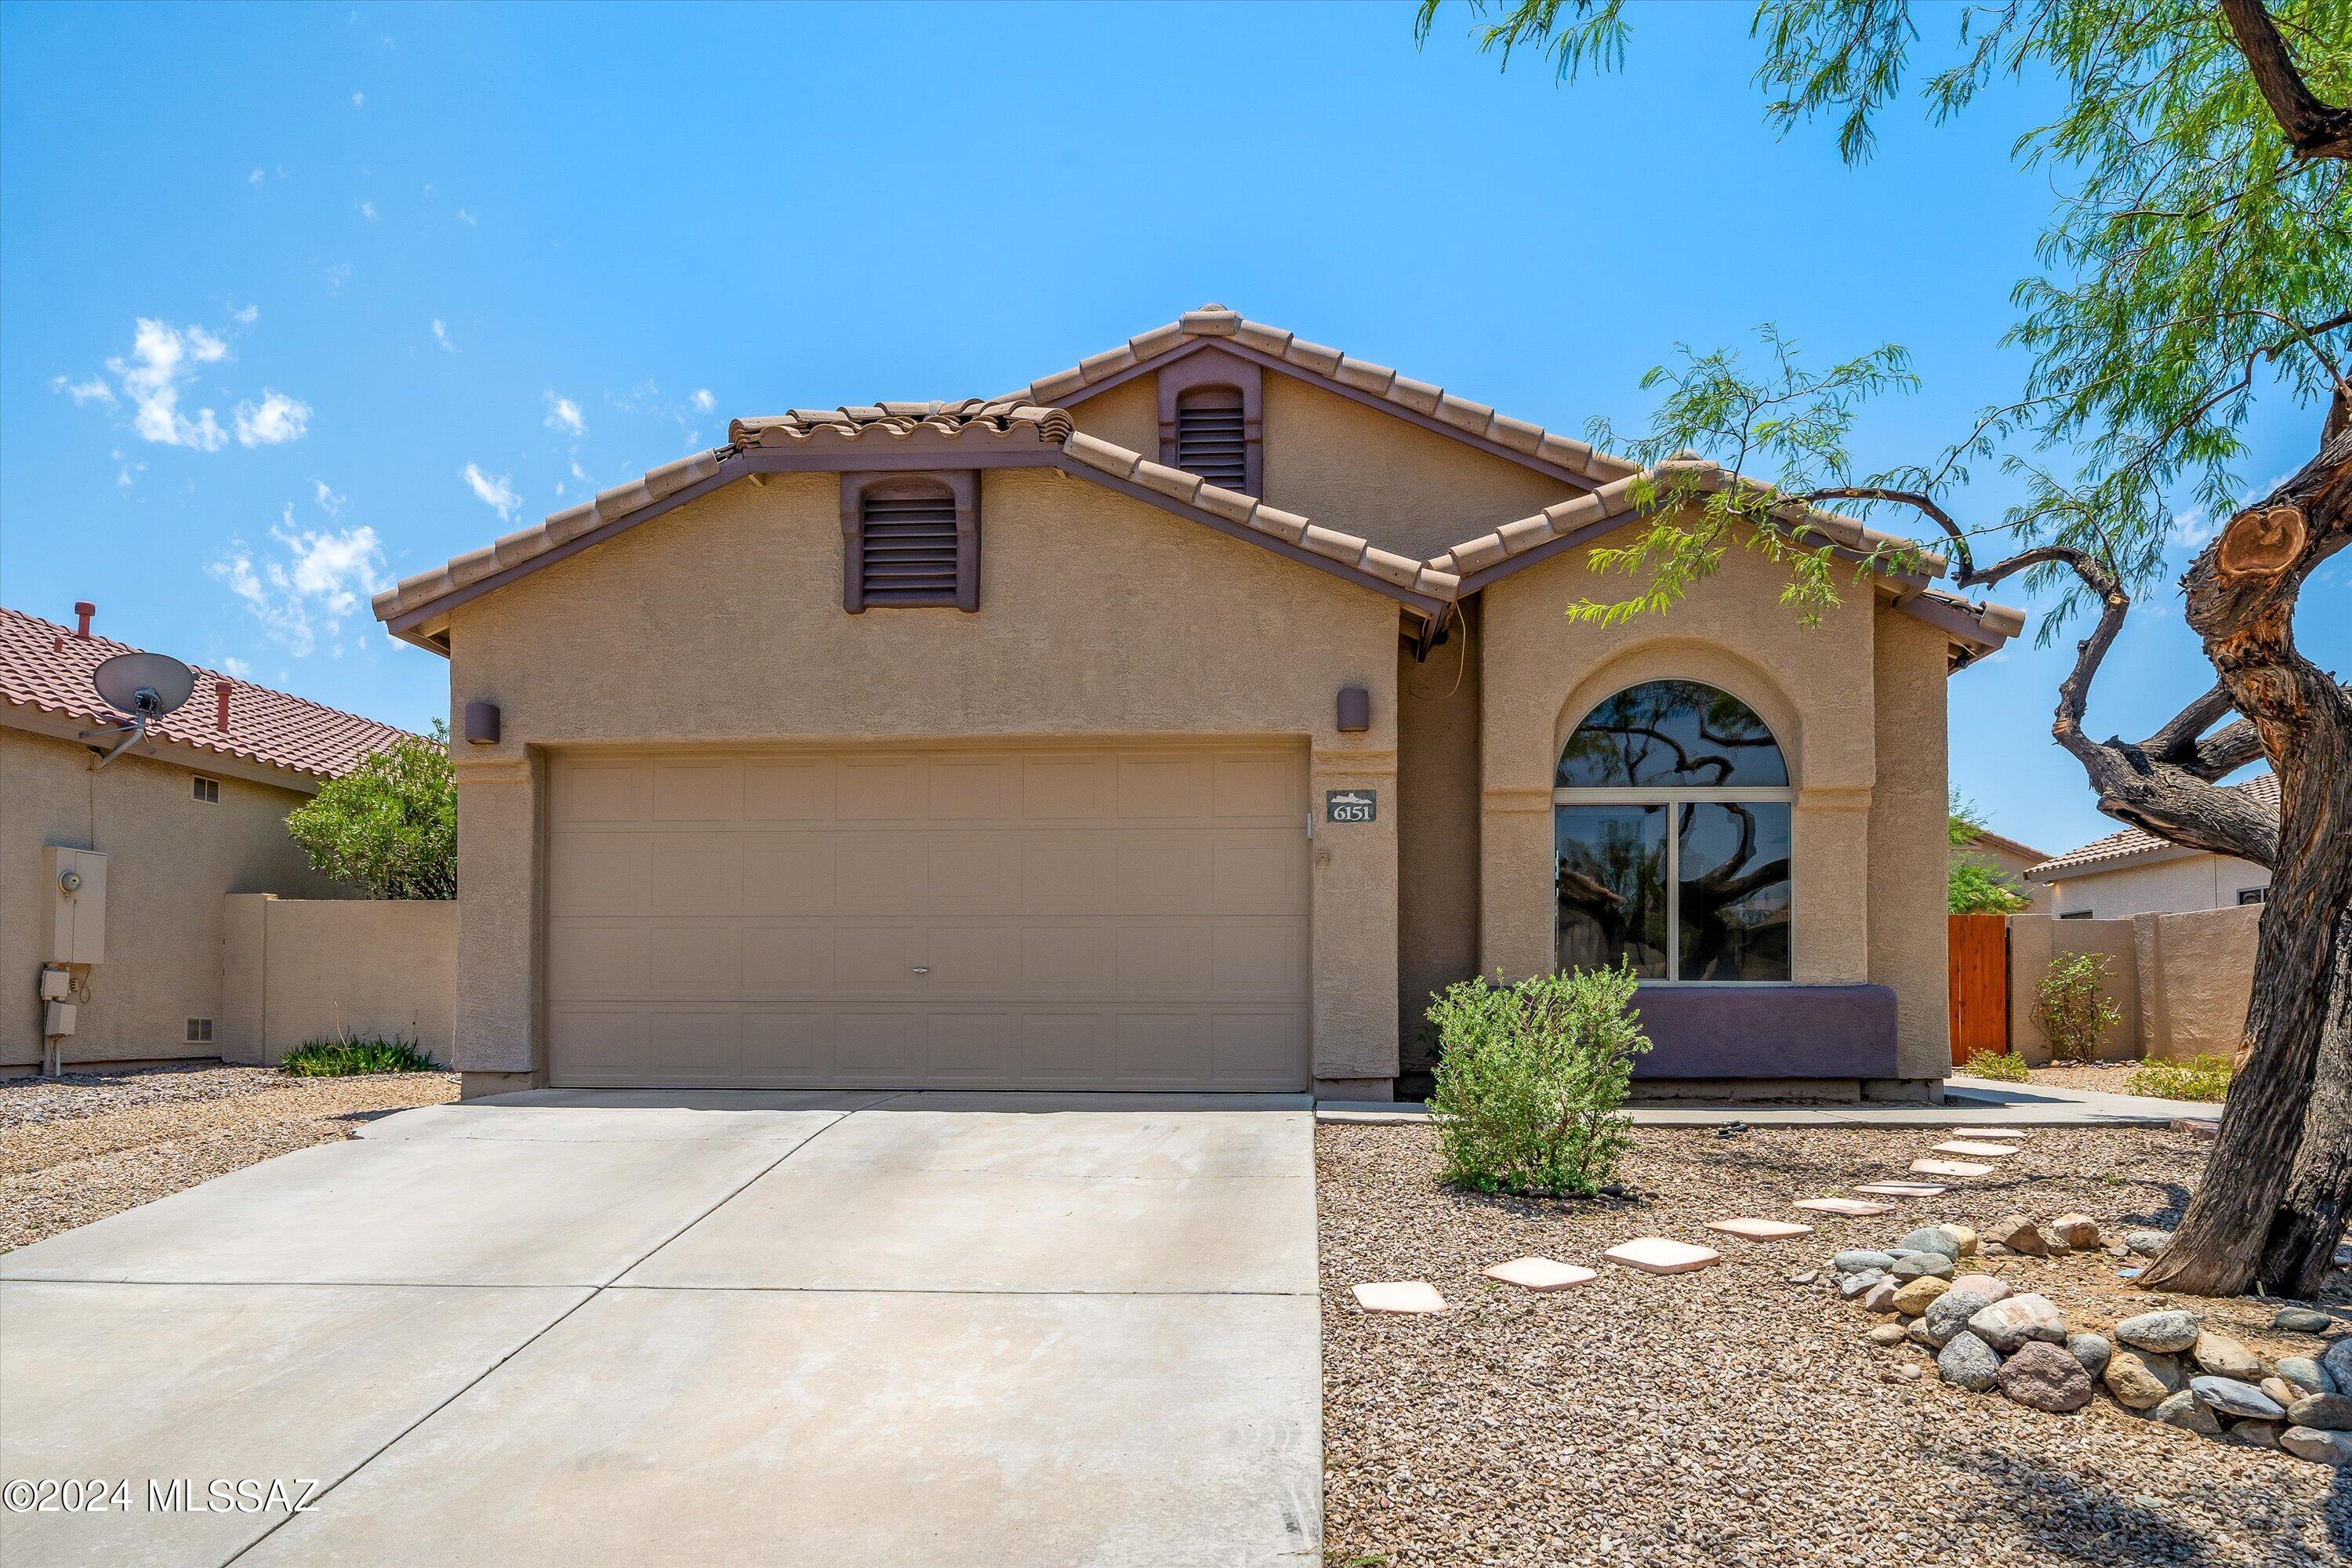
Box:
[0,1064,456,1250]
[1318,1121,2346,1566]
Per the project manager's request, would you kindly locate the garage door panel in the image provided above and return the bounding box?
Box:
[549,743,1308,1091]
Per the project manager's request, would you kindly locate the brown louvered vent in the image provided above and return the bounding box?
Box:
[1175,388,1248,491]
[859,491,960,604]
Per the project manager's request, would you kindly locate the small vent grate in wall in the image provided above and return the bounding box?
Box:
[186,1018,213,1044]
[192,776,220,804]
[1175,392,1248,491]
[860,492,960,604]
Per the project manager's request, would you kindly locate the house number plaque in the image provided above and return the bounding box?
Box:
[1325,789,1377,824]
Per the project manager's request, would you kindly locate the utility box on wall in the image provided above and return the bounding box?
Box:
[40,847,107,965]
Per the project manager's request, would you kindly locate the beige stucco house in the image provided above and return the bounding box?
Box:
[373,306,2023,1103]
[2027,774,2275,918]
[3,602,412,1070]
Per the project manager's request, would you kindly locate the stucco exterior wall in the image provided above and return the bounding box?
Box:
[2006,913,2143,1063]
[218,895,457,1063]
[442,466,1403,1089]
[1868,611,1953,1078]
[1064,372,1158,455]
[1475,519,1880,986]
[2043,852,2270,917]
[3,724,343,1066]
[2005,906,2256,1065]
[1395,597,1482,1072]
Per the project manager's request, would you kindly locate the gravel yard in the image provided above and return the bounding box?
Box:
[2023,1061,2174,1094]
[0,1063,457,1251]
[1319,1121,2346,1567]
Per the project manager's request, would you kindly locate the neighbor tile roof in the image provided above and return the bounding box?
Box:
[0,605,415,780]
[2025,773,2279,880]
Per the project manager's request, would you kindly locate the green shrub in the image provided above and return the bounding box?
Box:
[1425,963,1650,1197]
[1962,1048,2031,1082]
[2127,1053,2234,1103]
[279,1033,442,1076]
[285,724,456,899]
[2030,951,2122,1064]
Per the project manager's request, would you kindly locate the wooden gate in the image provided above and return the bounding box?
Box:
[1948,913,2009,1065]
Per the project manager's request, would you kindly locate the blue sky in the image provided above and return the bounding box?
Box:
[2,1,2339,855]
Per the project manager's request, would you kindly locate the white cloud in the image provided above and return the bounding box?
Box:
[230,303,260,325]
[543,392,584,437]
[114,449,145,489]
[462,463,521,520]
[352,91,365,107]
[325,263,351,294]
[455,208,476,226]
[314,479,346,516]
[234,389,311,447]
[211,508,387,655]
[431,318,456,352]
[357,199,377,222]
[105,318,230,449]
[691,388,715,412]
[53,374,115,405]
[249,168,266,190]
[221,655,256,680]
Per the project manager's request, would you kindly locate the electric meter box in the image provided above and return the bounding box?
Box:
[41,847,107,965]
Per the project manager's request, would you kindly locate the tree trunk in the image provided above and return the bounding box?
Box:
[2257,912,2352,1296]
[2140,420,2352,1297]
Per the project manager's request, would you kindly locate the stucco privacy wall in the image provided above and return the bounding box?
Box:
[444,467,1403,1091]
[218,895,456,1064]
[4,727,344,1067]
[2005,906,2256,1064]
[1478,522,1872,971]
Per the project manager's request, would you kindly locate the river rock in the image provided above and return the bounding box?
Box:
[1918,1288,1993,1348]
[1861,1278,1900,1313]
[1937,1330,2003,1392]
[2323,1335,2352,1389]
[2122,1229,2172,1257]
[1834,1251,1897,1274]
[1897,1226,1963,1260]
[1990,1214,2049,1257]
[1949,1272,2010,1303]
[1892,1253,1955,1282]
[1998,1340,2095,1413]
[1942,1225,1980,1257]
[2104,1348,2187,1410]
[1838,1269,1885,1299]
[2048,1214,2100,1248]
[2115,1309,2200,1354]
[2191,1331,2264,1381]
[1891,1276,1951,1316]
[2274,1305,2333,1334]
[2149,1390,2223,1436]
[1867,1322,1910,1346]
[2276,1356,2334,1396]
[2190,1375,2285,1421]
[2288,1392,2352,1431]
[2229,1420,2284,1449]
[1969,1293,2067,1353]
[2280,1426,2352,1465]
[2067,1332,2112,1377]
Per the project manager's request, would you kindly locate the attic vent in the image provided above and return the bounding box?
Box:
[1175,387,1248,491]
[840,472,980,613]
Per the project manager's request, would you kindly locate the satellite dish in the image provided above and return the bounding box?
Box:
[92,652,194,719]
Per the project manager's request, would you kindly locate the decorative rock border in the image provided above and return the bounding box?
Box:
[1825,1214,2352,1465]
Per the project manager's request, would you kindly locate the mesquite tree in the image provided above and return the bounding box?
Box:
[1418,0,2351,1294]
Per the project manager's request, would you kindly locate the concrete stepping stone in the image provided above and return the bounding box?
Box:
[1794,1197,1893,1216]
[1704,1218,1815,1241]
[1483,1257,1598,1291]
[1854,1182,1946,1197]
[1909,1159,1994,1178]
[1602,1237,1722,1275]
[1931,1139,2020,1158]
[1352,1281,1447,1314]
[1970,1127,2031,1139]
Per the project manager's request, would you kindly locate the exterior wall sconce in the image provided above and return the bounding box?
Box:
[1336,686,1370,734]
[463,701,502,746]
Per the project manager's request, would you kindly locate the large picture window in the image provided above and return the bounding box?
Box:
[1555,680,1793,982]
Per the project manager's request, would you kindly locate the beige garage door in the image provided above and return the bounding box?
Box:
[545,743,1311,1091]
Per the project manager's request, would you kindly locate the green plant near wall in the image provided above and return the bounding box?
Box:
[2031,952,2122,1065]
[2129,1054,2235,1104]
[280,1033,443,1077]
[1425,963,1650,1198]
[1962,1048,2031,1083]
[285,722,456,899]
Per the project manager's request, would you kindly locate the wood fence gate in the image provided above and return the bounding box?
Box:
[1948,913,2010,1065]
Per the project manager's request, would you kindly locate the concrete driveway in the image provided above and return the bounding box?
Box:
[0,1091,1320,1567]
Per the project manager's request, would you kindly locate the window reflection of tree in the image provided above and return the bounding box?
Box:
[1555,815,1666,969]
[1675,800,1791,978]
[1557,680,1785,789]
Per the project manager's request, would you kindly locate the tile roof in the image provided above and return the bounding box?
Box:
[1,605,416,781]
[729,399,1073,448]
[1010,304,1645,485]
[2025,773,2279,880]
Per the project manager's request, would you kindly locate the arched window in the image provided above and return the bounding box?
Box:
[1555,679,1792,982]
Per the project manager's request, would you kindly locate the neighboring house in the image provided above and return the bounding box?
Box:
[2025,775,2276,918]
[3,602,413,1070]
[373,305,2022,1103]
[1952,827,2052,913]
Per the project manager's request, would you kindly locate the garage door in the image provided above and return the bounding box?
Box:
[545,744,1311,1091]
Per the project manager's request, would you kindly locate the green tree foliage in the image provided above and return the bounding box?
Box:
[1948,791,2031,914]
[284,723,456,899]
[1425,964,1651,1196]
[2031,950,2123,1063]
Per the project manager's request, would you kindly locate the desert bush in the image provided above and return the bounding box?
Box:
[2031,951,2122,1064]
[1425,963,1650,1197]
[1962,1048,2031,1082]
[2127,1053,2234,1104]
[280,1033,441,1076]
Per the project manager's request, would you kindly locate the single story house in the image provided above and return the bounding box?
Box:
[5,602,414,1070]
[2027,774,2276,918]
[373,307,2022,1103]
